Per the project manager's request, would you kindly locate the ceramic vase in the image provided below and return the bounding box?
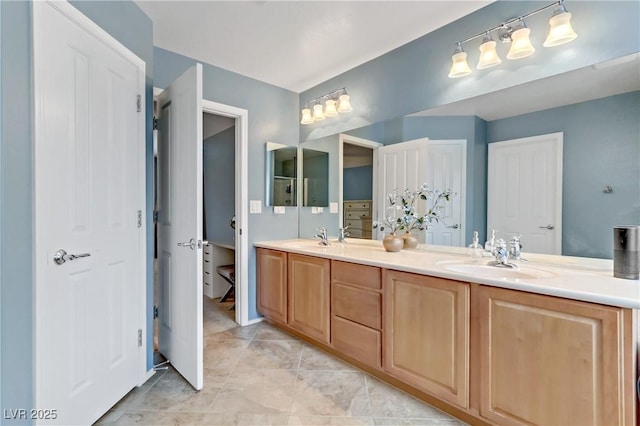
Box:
[402,232,419,249]
[383,233,403,252]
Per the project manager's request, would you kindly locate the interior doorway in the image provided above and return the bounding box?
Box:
[339,135,383,240]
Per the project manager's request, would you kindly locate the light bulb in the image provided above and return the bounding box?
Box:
[312,104,326,121]
[337,94,352,113]
[300,107,313,124]
[507,20,535,60]
[544,5,577,47]
[448,44,471,78]
[324,99,338,117]
[477,33,501,69]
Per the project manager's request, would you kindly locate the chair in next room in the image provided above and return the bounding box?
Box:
[216,264,235,310]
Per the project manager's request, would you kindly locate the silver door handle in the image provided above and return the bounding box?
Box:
[539,224,555,230]
[53,249,91,265]
[447,224,460,229]
[177,238,196,250]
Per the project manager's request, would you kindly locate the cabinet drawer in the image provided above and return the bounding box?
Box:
[344,201,371,210]
[347,229,363,238]
[333,282,381,329]
[344,209,370,219]
[332,316,381,369]
[332,260,381,290]
[344,219,363,229]
[203,270,213,286]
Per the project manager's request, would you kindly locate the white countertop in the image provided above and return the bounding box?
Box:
[254,238,640,309]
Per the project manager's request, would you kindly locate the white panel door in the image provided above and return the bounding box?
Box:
[33,2,144,424]
[377,138,428,242]
[425,140,466,247]
[157,64,204,390]
[487,133,563,254]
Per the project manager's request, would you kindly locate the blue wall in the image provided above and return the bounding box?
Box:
[300,1,640,142]
[344,166,373,201]
[204,127,236,243]
[0,0,153,417]
[487,91,640,258]
[153,47,299,321]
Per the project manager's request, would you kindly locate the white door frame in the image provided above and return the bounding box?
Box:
[201,100,249,326]
[32,0,148,399]
[338,134,383,238]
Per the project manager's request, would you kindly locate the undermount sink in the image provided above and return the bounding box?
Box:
[437,260,557,280]
[279,240,338,250]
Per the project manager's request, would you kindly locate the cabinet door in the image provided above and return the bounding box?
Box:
[288,253,331,343]
[256,248,287,324]
[383,270,469,408]
[476,285,632,425]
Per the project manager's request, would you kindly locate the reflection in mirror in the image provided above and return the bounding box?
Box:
[297,53,640,259]
[302,148,329,207]
[265,142,297,207]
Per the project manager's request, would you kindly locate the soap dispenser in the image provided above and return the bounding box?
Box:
[468,231,484,260]
[485,229,497,256]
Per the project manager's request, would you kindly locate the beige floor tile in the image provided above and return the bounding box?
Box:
[203,338,250,370]
[253,322,299,341]
[298,344,358,371]
[291,371,371,417]
[209,369,297,414]
[289,415,374,425]
[372,419,465,426]
[109,411,220,425]
[365,377,456,420]
[235,340,304,371]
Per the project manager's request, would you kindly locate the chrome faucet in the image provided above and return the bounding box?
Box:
[338,226,350,243]
[487,239,518,269]
[315,227,330,246]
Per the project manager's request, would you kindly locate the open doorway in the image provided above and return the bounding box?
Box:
[339,135,383,240]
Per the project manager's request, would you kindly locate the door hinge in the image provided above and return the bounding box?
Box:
[153,210,159,223]
[153,305,159,319]
[137,329,143,347]
[153,116,158,130]
[137,95,142,112]
[137,210,142,228]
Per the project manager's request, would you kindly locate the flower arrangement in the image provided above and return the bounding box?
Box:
[373,183,456,234]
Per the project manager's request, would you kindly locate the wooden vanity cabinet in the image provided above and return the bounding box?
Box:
[256,248,287,324]
[476,285,636,426]
[331,260,382,368]
[383,270,470,409]
[287,253,331,344]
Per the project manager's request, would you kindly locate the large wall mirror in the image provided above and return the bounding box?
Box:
[301,147,329,207]
[298,52,640,259]
[265,142,297,207]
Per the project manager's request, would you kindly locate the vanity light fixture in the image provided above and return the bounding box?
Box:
[300,88,352,124]
[448,0,577,78]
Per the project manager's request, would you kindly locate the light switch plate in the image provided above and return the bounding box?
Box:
[311,207,318,214]
[274,206,285,214]
[317,207,323,213]
[250,200,262,214]
[330,202,338,213]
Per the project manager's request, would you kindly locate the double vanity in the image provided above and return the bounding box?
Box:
[255,238,639,425]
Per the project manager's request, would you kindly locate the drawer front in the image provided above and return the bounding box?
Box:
[348,229,363,238]
[203,269,213,286]
[344,218,363,229]
[332,260,381,290]
[333,282,381,329]
[344,209,370,219]
[344,201,371,210]
[332,316,381,369]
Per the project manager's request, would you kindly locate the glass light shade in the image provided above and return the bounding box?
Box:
[477,39,501,69]
[312,104,326,121]
[507,26,535,60]
[300,108,314,124]
[448,51,472,78]
[544,11,577,47]
[337,94,352,112]
[324,99,338,117]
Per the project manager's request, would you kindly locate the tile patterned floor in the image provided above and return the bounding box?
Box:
[96,298,465,426]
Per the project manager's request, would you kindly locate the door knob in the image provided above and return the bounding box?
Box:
[53,249,91,265]
[177,238,196,250]
[538,224,555,230]
[447,224,460,229]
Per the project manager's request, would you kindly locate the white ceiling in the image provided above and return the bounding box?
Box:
[135,0,493,92]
